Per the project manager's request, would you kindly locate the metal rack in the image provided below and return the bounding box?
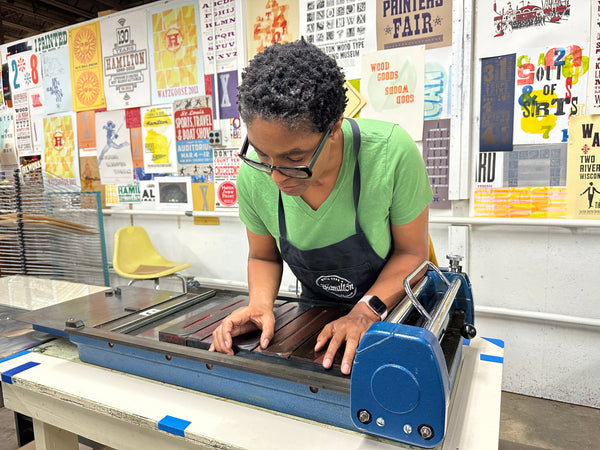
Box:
[0,170,109,286]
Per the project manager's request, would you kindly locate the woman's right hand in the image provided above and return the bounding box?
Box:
[209,304,275,355]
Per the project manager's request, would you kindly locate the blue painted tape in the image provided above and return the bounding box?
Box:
[0,349,31,364]
[158,415,191,437]
[1,361,40,384]
[462,338,471,346]
[480,354,504,364]
[483,337,505,348]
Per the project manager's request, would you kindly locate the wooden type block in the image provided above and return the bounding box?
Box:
[187,301,310,350]
[292,334,345,366]
[259,306,344,358]
[158,296,248,345]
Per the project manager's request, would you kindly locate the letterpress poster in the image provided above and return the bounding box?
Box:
[101,9,151,110]
[69,21,106,111]
[514,44,589,145]
[376,0,453,50]
[480,54,515,152]
[147,1,205,104]
[42,113,79,186]
[567,115,600,219]
[246,0,299,61]
[36,30,73,114]
[173,96,214,182]
[475,1,590,58]
[199,0,238,73]
[300,0,377,80]
[141,105,177,174]
[360,46,425,141]
[95,110,134,185]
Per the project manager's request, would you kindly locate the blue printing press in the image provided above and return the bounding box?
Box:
[16,260,475,448]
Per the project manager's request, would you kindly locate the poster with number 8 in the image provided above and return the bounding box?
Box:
[7,50,43,94]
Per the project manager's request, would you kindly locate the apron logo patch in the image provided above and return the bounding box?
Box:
[316,275,357,298]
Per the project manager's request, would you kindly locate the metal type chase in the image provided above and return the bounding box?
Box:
[16,259,475,448]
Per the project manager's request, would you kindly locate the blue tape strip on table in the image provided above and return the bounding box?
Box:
[483,337,505,348]
[480,354,504,364]
[158,415,192,437]
[0,349,31,364]
[1,361,40,384]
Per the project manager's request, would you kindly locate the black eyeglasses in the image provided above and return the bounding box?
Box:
[238,128,332,179]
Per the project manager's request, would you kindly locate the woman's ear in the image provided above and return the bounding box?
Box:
[330,117,344,140]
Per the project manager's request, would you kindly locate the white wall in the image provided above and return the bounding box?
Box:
[103,211,600,409]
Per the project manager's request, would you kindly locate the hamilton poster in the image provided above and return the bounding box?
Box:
[100,9,151,110]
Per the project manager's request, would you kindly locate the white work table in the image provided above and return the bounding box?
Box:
[0,335,504,450]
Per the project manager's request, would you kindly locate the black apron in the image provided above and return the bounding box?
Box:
[278,118,388,302]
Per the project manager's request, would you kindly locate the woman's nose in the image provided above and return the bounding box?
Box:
[270,169,290,183]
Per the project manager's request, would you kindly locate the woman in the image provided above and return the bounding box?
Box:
[210,39,432,375]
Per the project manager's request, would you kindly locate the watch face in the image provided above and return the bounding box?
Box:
[369,296,387,316]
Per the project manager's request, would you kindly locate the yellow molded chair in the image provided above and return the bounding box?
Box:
[428,234,438,266]
[113,226,190,292]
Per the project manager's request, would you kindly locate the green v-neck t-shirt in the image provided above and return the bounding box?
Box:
[237,118,433,259]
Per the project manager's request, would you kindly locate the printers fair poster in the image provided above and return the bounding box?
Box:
[199,0,238,73]
[69,21,106,111]
[360,46,425,141]
[514,44,589,145]
[567,115,600,219]
[376,0,452,50]
[479,54,515,152]
[246,0,299,61]
[424,46,452,121]
[42,113,79,186]
[141,105,177,174]
[174,96,214,182]
[214,147,240,209]
[475,1,591,58]
[147,1,205,105]
[300,0,377,81]
[95,110,134,185]
[587,1,600,114]
[100,10,151,110]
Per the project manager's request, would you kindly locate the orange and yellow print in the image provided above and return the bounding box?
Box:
[151,5,198,90]
[43,115,76,181]
[69,21,106,111]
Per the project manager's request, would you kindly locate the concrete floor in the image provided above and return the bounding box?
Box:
[0,391,598,449]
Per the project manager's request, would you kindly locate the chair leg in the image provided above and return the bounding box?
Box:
[154,278,160,290]
[174,273,188,293]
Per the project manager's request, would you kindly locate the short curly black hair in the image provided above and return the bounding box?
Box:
[237,39,347,133]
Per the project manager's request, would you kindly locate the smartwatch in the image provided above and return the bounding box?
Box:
[358,295,388,321]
